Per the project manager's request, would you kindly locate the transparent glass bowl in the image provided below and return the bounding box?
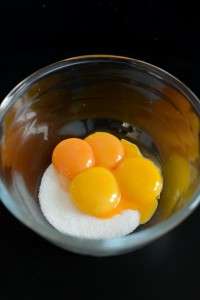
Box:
[0,55,200,256]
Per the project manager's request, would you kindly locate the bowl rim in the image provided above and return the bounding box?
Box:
[1,54,200,256]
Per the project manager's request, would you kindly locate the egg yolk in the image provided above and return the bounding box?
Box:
[115,157,162,204]
[52,138,95,179]
[52,132,163,225]
[70,167,121,217]
[84,132,124,169]
[114,157,162,222]
[121,139,141,158]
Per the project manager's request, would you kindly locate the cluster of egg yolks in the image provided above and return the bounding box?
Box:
[52,132,162,223]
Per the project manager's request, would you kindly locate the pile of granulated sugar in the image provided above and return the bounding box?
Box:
[39,164,140,239]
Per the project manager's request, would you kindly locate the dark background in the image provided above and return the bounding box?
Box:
[0,1,200,299]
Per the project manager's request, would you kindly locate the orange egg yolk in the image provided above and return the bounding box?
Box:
[121,139,142,158]
[70,167,121,217]
[52,138,95,179]
[52,132,163,224]
[84,132,124,169]
[114,157,162,223]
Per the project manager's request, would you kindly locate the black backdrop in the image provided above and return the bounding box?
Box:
[0,1,200,299]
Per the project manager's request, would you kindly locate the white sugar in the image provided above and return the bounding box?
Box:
[38,164,140,239]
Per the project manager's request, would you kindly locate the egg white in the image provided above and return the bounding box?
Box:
[39,164,140,239]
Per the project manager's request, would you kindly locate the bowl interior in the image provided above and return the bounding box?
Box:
[0,56,200,255]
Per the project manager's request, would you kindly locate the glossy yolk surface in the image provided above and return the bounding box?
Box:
[84,132,124,169]
[52,138,95,179]
[52,132,163,224]
[114,157,162,205]
[114,157,162,222]
[70,167,121,217]
[121,139,141,158]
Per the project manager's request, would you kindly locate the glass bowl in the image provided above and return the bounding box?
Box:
[0,55,200,256]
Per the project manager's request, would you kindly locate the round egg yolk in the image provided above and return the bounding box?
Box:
[70,167,121,218]
[114,156,162,211]
[52,138,95,179]
[84,132,124,169]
